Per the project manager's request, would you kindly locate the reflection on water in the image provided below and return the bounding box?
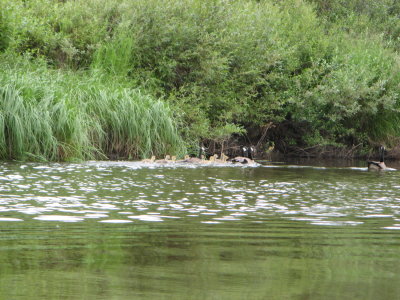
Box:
[0,161,400,299]
[1,161,399,226]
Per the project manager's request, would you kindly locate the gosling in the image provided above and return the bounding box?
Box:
[181,146,206,163]
[155,155,171,164]
[142,155,156,163]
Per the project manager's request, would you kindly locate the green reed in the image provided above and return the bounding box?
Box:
[0,56,185,161]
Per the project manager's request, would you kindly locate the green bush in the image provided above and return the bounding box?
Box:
[1,0,400,158]
[0,2,11,52]
[308,0,400,51]
[0,55,185,161]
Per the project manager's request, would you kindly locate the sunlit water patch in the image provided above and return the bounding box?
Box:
[0,162,399,228]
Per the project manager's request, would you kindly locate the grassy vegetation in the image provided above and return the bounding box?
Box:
[309,0,400,51]
[0,56,184,160]
[0,0,400,160]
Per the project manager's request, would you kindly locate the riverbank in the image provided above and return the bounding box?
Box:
[1,0,400,161]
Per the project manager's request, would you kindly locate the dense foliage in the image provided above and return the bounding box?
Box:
[0,0,399,160]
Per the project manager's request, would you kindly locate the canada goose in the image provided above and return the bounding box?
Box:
[215,153,230,163]
[367,146,387,170]
[230,146,258,165]
[199,146,206,158]
[183,155,205,163]
[265,142,275,160]
[248,146,255,160]
[229,146,251,164]
[199,154,215,164]
[155,155,171,164]
[220,153,229,163]
[181,146,206,163]
[176,154,189,163]
[142,155,156,163]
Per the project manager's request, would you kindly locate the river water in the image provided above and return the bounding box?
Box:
[0,160,399,299]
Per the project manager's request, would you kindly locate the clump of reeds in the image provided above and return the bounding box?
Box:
[0,56,185,161]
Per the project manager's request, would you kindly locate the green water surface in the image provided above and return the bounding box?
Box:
[0,161,399,299]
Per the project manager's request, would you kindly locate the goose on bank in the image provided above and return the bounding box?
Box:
[367,146,387,170]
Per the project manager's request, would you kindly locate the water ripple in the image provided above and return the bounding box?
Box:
[0,162,399,228]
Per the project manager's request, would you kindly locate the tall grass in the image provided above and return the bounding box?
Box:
[0,84,58,160]
[0,56,185,161]
[1,0,400,154]
[85,86,185,159]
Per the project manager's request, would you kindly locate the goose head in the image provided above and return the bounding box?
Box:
[248,146,255,159]
[198,146,206,158]
[241,146,248,157]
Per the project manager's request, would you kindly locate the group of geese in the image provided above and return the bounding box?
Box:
[142,146,258,166]
[142,145,390,170]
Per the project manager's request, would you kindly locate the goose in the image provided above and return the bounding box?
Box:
[198,154,215,164]
[229,146,251,164]
[248,146,255,160]
[368,146,387,170]
[181,146,206,163]
[176,154,190,163]
[142,155,156,163]
[246,146,260,166]
[184,155,206,164]
[155,155,171,164]
[220,153,229,163]
[214,153,230,164]
[230,146,259,165]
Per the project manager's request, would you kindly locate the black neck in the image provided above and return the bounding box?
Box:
[198,147,203,158]
[380,147,384,162]
[248,147,253,159]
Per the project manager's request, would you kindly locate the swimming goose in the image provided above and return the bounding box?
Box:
[182,146,206,163]
[176,155,189,163]
[155,155,171,164]
[367,146,387,170]
[214,153,230,164]
[142,155,156,163]
[229,146,251,164]
[184,155,205,163]
[248,146,255,160]
[230,146,258,165]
